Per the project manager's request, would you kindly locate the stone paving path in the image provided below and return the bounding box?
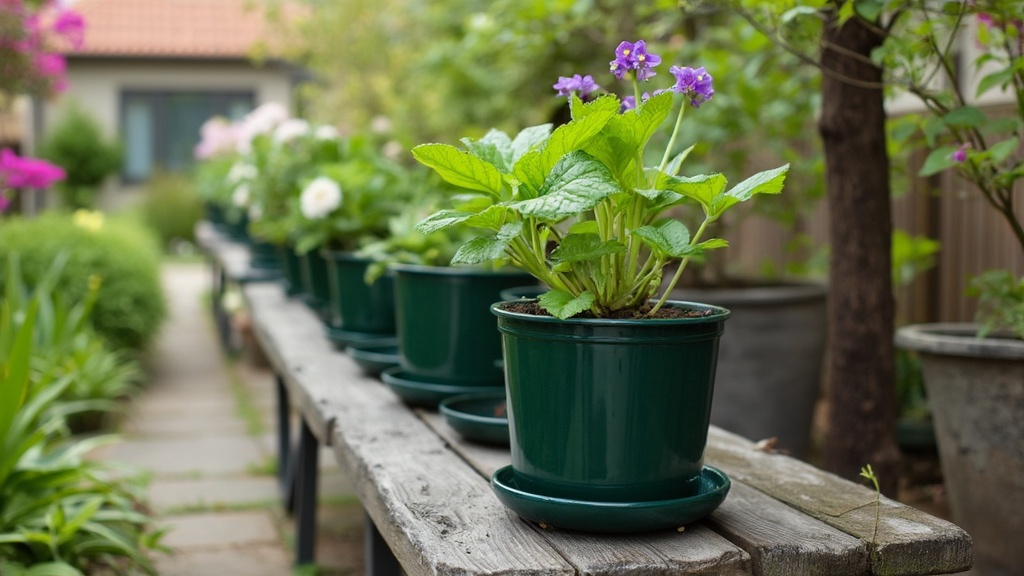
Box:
[96,262,363,576]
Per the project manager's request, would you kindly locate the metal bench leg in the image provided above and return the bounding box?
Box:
[275,374,295,511]
[294,418,319,566]
[365,513,401,576]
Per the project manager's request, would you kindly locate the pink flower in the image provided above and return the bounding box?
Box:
[53,9,85,49]
[0,194,10,213]
[0,148,67,189]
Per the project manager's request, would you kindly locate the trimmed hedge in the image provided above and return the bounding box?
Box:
[0,212,167,351]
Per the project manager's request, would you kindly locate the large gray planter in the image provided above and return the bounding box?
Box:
[895,323,1024,576]
[670,283,827,459]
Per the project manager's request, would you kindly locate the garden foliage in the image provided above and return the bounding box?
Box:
[0,255,162,575]
[37,103,123,210]
[0,212,167,351]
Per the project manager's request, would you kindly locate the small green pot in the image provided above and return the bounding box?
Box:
[492,300,729,503]
[324,251,395,335]
[278,244,305,298]
[298,249,332,320]
[392,265,533,386]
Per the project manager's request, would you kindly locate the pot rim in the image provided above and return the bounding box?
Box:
[390,263,533,278]
[669,282,827,305]
[895,323,1024,361]
[491,299,731,326]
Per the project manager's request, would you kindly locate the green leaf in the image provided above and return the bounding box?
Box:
[510,124,552,165]
[412,143,503,197]
[539,98,617,174]
[464,204,514,231]
[414,210,474,235]
[538,290,595,319]
[664,144,695,176]
[22,562,85,576]
[451,236,510,265]
[919,146,959,177]
[633,220,701,258]
[943,106,986,129]
[0,297,36,442]
[462,129,513,173]
[511,150,545,200]
[58,497,104,543]
[568,220,600,235]
[512,152,621,221]
[989,137,1019,163]
[550,233,626,263]
[709,164,789,220]
[853,0,883,22]
[657,172,728,211]
[976,69,1015,98]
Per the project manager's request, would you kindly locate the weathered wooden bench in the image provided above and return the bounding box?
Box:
[237,274,974,576]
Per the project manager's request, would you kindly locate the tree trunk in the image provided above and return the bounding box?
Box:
[818,8,901,495]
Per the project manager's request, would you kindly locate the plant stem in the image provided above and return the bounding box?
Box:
[659,102,687,173]
[649,217,711,315]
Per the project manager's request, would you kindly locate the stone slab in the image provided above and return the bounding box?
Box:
[148,476,280,512]
[161,510,280,549]
[154,545,291,576]
[100,436,264,476]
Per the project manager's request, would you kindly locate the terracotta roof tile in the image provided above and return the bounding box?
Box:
[67,0,284,58]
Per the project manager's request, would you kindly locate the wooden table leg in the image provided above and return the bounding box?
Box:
[365,513,401,576]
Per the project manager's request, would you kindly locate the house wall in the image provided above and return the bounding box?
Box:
[39,57,295,209]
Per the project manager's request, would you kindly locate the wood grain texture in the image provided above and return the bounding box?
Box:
[244,284,575,576]
[237,274,972,576]
[706,427,973,575]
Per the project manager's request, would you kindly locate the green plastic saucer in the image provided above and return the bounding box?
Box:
[490,465,730,533]
[346,340,400,376]
[324,324,395,350]
[439,392,509,446]
[381,367,504,409]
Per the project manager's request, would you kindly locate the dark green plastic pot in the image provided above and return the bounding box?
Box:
[298,249,332,320]
[324,251,395,335]
[492,300,730,503]
[248,238,281,271]
[392,265,533,386]
[278,244,305,298]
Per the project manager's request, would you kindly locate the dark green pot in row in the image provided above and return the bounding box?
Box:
[299,250,332,321]
[248,238,281,271]
[492,300,730,503]
[278,245,305,298]
[392,264,533,387]
[324,251,395,337]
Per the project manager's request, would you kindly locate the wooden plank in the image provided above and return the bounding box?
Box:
[243,283,575,576]
[423,411,866,576]
[706,427,973,575]
[707,482,867,576]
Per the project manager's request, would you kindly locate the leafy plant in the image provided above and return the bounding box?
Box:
[37,103,122,210]
[969,269,1024,338]
[414,40,788,319]
[0,255,162,574]
[136,171,203,253]
[0,212,167,352]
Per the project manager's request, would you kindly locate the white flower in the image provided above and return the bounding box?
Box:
[370,115,392,135]
[248,203,263,221]
[232,184,251,207]
[236,102,290,153]
[227,162,258,184]
[274,118,310,144]
[314,124,339,140]
[300,177,342,220]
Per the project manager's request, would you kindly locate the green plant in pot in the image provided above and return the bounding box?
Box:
[886,4,1024,573]
[413,39,788,532]
[289,134,413,346]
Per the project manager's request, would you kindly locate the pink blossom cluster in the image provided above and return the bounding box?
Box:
[194,102,307,159]
[0,0,85,96]
[0,147,67,212]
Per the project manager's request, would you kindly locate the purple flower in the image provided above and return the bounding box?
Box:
[0,194,9,213]
[670,65,715,108]
[552,74,601,99]
[619,92,651,113]
[951,143,970,163]
[609,40,661,81]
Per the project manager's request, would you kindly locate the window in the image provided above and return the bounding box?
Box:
[121,90,254,182]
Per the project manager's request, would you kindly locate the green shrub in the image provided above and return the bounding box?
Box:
[0,212,167,352]
[38,103,123,210]
[0,256,163,574]
[136,171,204,253]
